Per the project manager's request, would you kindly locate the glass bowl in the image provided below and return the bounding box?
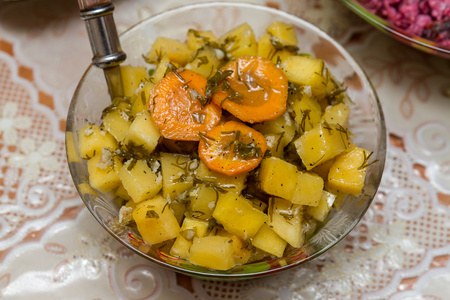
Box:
[339,0,450,59]
[66,2,386,280]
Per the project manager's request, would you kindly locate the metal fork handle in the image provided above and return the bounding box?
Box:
[80,2,126,69]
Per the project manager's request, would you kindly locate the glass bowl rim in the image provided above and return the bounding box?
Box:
[66,1,387,279]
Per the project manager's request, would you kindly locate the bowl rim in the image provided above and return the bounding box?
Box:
[67,1,387,279]
[339,0,450,59]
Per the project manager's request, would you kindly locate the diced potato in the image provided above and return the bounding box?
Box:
[151,55,171,84]
[77,124,118,159]
[115,183,132,202]
[186,29,218,50]
[322,103,350,127]
[146,36,191,65]
[212,193,267,240]
[132,196,180,245]
[185,45,220,78]
[189,236,235,270]
[216,228,252,265]
[179,217,210,239]
[291,94,322,135]
[258,157,299,201]
[219,23,257,58]
[307,190,336,222]
[292,172,324,206]
[123,110,161,156]
[77,182,99,197]
[169,200,187,225]
[257,33,276,59]
[266,21,298,47]
[160,152,195,199]
[189,183,219,220]
[131,81,154,116]
[328,146,371,195]
[281,55,329,98]
[66,131,81,163]
[294,122,352,170]
[267,197,304,248]
[325,183,348,210]
[170,235,192,259]
[251,223,287,258]
[87,149,122,193]
[102,109,131,143]
[311,158,335,182]
[120,65,148,98]
[195,161,246,194]
[252,112,296,157]
[119,159,162,203]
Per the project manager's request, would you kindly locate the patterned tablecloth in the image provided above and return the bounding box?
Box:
[0,0,449,299]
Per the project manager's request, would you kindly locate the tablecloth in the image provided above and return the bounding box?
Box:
[0,0,449,299]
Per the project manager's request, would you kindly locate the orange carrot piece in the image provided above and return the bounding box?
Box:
[198,121,268,176]
[211,56,288,123]
[148,69,222,141]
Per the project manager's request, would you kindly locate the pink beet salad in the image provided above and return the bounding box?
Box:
[357,0,450,48]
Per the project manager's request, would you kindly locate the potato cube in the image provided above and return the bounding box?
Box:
[267,197,304,248]
[186,29,218,50]
[292,172,324,206]
[325,183,348,210]
[120,65,148,98]
[189,236,235,270]
[294,122,352,170]
[307,190,336,222]
[185,45,220,78]
[219,23,257,58]
[216,228,252,265]
[266,21,298,47]
[189,184,219,220]
[322,103,350,127]
[133,196,180,245]
[115,183,132,202]
[87,149,122,193]
[119,159,162,203]
[77,124,118,159]
[180,217,210,239]
[281,56,329,98]
[195,161,246,194]
[146,36,191,65]
[131,81,154,116]
[123,110,160,156]
[328,146,371,195]
[251,223,287,258]
[291,94,322,135]
[160,152,195,199]
[212,193,267,240]
[170,235,192,259]
[252,112,296,157]
[257,33,276,60]
[102,109,131,143]
[258,157,299,201]
[311,158,335,181]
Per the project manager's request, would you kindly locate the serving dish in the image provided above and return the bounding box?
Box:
[65,2,386,280]
[339,0,450,59]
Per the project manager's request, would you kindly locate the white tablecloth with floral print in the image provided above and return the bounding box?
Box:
[0,0,449,299]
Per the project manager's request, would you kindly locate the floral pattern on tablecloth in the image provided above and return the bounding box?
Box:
[0,0,449,299]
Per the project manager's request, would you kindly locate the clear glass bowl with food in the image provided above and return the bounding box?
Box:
[66,2,387,279]
[339,0,450,59]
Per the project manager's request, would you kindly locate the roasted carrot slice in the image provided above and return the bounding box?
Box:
[148,69,222,141]
[198,121,268,176]
[211,56,288,123]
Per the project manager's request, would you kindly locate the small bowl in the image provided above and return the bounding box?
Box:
[339,0,450,59]
[66,2,386,280]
